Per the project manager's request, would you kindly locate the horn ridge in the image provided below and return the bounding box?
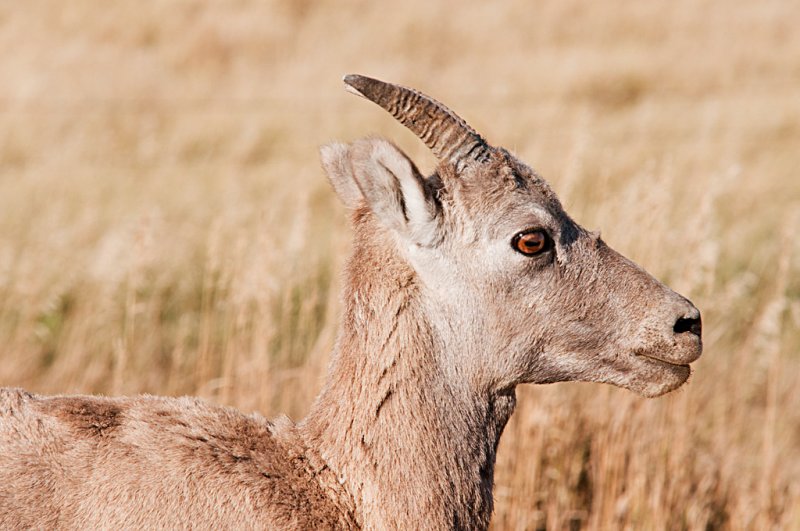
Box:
[343,74,491,167]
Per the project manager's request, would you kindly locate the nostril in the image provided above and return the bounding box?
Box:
[674,315,702,337]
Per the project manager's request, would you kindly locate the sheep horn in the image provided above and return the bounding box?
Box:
[343,74,492,170]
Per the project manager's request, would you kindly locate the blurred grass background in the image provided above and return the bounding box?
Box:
[1,1,798,529]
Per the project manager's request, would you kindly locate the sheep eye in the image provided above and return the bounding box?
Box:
[512,230,551,256]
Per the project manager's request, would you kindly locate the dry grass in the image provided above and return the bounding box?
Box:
[1,1,799,528]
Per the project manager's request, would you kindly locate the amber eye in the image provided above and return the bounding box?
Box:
[512,230,550,256]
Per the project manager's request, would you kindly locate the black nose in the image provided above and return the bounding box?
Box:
[674,314,702,337]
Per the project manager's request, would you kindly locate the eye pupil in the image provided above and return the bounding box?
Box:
[512,230,550,256]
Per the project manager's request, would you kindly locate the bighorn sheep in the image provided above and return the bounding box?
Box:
[0,75,702,530]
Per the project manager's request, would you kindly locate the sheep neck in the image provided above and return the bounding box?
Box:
[302,222,516,530]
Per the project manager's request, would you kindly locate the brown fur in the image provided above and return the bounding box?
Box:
[0,389,357,529]
[0,78,701,530]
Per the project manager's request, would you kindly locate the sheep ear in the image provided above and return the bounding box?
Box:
[320,142,363,210]
[347,138,440,246]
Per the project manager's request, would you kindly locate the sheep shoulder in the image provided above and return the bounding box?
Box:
[0,388,354,530]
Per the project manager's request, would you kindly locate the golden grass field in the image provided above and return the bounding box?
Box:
[1,1,798,528]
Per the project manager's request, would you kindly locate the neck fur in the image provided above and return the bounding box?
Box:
[302,213,516,530]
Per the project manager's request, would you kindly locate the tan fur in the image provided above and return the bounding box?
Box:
[0,77,702,530]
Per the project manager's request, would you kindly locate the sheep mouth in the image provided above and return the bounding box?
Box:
[633,340,701,367]
[636,352,691,369]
